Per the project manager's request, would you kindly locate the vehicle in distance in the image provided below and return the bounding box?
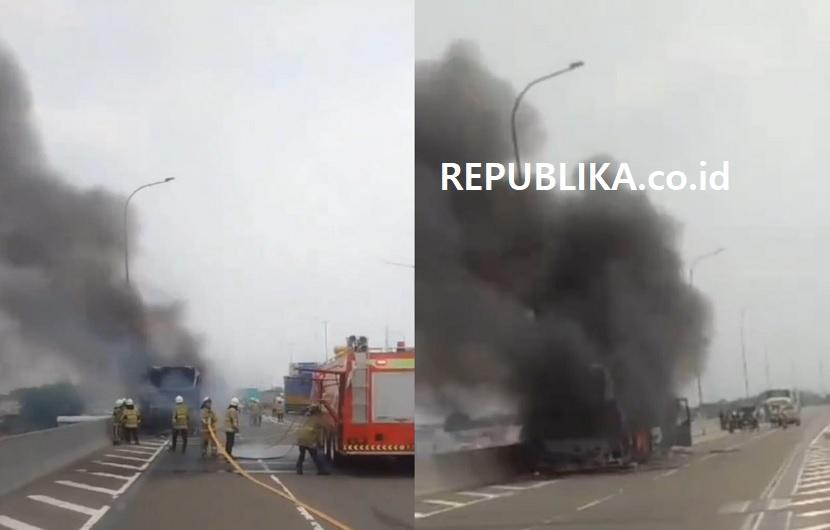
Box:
[764,388,801,427]
[728,406,759,432]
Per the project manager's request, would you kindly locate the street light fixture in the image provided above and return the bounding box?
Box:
[511,61,584,179]
[123,177,175,285]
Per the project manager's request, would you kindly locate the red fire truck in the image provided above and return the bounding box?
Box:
[304,337,414,464]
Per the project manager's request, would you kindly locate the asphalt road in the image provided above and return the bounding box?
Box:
[415,406,830,530]
[0,413,413,530]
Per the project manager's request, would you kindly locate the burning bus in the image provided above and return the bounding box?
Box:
[520,364,691,470]
[137,365,202,429]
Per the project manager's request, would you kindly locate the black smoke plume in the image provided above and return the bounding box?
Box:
[0,45,206,405]
[415,41,711,433]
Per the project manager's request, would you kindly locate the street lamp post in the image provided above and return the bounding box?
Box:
[511,61,584,178]
[688,247,725,415]
[323,320,329,361]
[741,308,750,399]
[123,177,175,285]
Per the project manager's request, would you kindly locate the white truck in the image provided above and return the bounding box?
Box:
[764,389,801,427]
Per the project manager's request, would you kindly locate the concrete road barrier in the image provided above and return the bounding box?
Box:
[0,418,110,497]
[416,444,525,496]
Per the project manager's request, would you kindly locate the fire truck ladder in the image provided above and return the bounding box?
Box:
[351,351,369,424]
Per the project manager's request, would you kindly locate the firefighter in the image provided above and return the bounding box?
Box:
[224,397,241,458]
[171,395,190,453]
[295,404,330,475]
[200,397,218,458]
[256,399,263,426]
[274,396,285,423]
[121,398,141,445]
[111,399,125,445]
[249,398,262,427]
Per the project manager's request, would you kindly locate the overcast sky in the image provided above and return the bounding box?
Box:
[0,0,413,388]
[417,0,830,402]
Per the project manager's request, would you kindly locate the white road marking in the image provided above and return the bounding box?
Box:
[719,501,751,514]
[794,523,830,530]
[55,480,120,496]
[85,471,136,481]
[413,480,555,520]
[92,460,146,471]
[798,508,830,518]
[114,448,155,456]
[270,476,324,530]
[527,480,557,488]
[0,439,167,530]
[576,492,619,512]
[789,495,830,508]
[458,491,500,499]
[0,515,45,530]
[422,499,466,507]
[28,495,110,530]
[743,424,812,530]
[654,468,679,480]
[104,454,152,463]
[796,486,830,497]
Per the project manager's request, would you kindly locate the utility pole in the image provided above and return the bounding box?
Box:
[687,247,725,422]
[385,326,389,351]
[820,358,827,396]
[740,308,750,399]
[765,348,771,389]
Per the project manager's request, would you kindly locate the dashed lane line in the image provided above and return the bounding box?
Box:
[576,491,620,512]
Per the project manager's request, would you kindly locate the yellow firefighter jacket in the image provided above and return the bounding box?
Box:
[297,413,327,447]
[121,406,141,428]
[172,404,190,429]
[224,406,240,433]
[200,407,217,438]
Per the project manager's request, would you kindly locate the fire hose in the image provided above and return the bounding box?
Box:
[207,422,355,530]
